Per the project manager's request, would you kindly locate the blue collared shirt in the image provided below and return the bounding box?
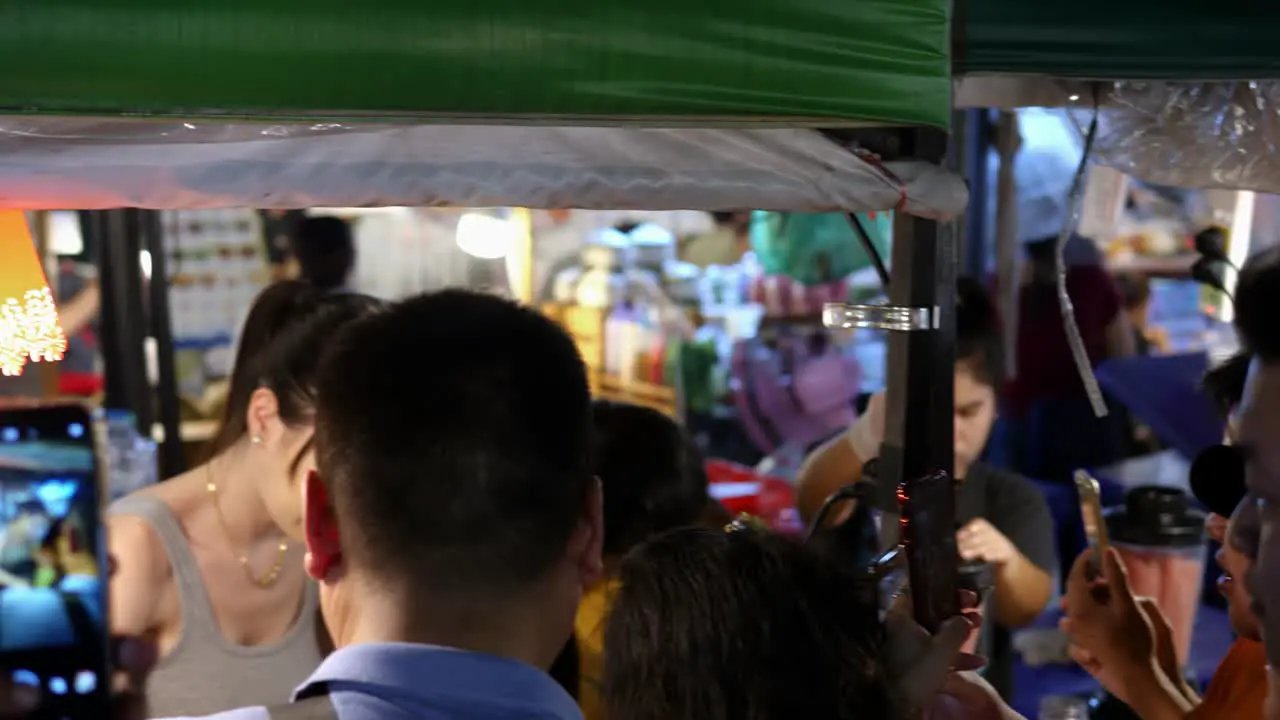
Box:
[162,643,583,720]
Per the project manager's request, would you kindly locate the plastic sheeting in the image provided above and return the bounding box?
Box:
[0,119,969,216]
[1077,82,1280,196]
[0,0,950,128]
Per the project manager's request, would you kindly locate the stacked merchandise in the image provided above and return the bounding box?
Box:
[160,210,270,401]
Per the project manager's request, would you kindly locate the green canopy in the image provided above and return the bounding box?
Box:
[958,1,1280,79]
[0,0,951,127]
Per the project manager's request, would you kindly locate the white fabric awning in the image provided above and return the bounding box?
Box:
[0,119,969,217]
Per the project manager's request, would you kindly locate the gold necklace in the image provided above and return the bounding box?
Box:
[205,464,290,589]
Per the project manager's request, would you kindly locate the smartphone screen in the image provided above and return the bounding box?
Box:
[0,404,109,718]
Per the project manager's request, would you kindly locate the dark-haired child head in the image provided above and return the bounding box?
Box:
[592,400,711,560]
[603,527,891,720]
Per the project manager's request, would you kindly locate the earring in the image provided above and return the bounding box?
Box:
[251,435,263,445]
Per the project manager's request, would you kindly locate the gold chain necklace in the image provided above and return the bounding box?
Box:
[205,464,290,589]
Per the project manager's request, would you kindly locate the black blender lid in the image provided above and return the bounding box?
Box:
[1105,485,1206,548]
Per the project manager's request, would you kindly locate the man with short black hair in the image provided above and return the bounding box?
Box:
[163,289,604,720]
[290,216,356,292]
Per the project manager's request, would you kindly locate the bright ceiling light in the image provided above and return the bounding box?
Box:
[456,213,518,260]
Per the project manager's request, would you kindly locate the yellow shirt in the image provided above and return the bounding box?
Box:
[575,579,619,720]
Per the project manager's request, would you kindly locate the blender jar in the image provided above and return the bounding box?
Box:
[1104,486,1206,666]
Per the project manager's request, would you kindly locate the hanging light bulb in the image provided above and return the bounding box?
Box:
[0,211,67,376]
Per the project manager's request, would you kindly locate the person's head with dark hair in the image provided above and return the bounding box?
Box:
[289,215,356,292]
[208,280,382,537]
[1227,244,1280,717]
[1116,272,1152,311]
[1115,272,1154,335]
[1204,352,1251,422]
[305,289,602,671]
[954,277,1004,479]
[1023,237,1059,277]
[602,526,891,720]
[573,401,712,718]
[1233,246,1280,489]
[710,211,751,234]
[1235,245,1280,363]
[592,400,710,559]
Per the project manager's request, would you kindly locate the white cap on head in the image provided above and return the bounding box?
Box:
[1014,141,1079,245]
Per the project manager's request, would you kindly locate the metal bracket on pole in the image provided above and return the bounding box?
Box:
[823,304,937,333]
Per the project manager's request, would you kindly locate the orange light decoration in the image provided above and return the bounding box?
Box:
[0,211,66,376]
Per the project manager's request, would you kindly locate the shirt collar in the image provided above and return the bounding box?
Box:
[295,642,581,719]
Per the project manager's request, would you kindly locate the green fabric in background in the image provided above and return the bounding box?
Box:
[0,0,950,126]
[957,1,1280,79]
[749,211,892,286]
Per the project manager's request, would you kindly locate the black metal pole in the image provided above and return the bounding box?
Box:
[879,127,959,631]
[88,210,153,437]
[963,109,993,277]
[142,210,185,477]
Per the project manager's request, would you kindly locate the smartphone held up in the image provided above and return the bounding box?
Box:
[1073,469,1109,577]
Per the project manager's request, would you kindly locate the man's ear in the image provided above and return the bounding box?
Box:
[303,470,342,581]
[573,477,606,587]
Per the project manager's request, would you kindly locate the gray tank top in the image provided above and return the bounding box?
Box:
[109,495,323,718]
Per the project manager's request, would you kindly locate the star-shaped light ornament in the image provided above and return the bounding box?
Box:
[0,212,67,377]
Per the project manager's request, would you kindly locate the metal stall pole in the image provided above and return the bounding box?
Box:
[962,109,994,277]
[142,210,185,477]
[820,125,960,630]
[86,209,154,437]
[879,127,959,631]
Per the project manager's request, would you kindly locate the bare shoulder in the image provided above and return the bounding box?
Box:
[107,513,173,582]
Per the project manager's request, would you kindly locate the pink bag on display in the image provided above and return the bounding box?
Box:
[730,331,861,457]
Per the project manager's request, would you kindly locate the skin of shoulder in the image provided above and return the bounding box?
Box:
[107,505,176,638]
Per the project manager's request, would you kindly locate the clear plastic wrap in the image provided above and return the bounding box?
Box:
[1075,81,1280,195]
[0,119,968,216]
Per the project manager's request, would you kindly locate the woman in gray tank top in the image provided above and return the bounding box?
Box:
[108,281,382,718]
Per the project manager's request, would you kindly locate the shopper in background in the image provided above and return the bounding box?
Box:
[603,525,892,720]
[288,216,357,293]
[108,281,382,717]
[1006,144,1135,484]
[1062,500,1266,720]
[575,400,712,720]
[1114,272,1171,356]
[1216,245,1280,720]
[679,211,750,268]
[795,278,1055,696]
[603,524,1019,720]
